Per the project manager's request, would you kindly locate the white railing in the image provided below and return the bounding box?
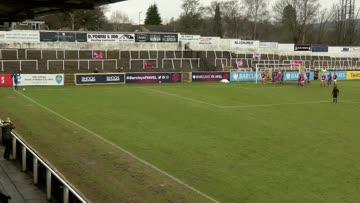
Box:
[0,60,38,71]
[25,49,110,60]
[129,59,158,70]
[161,58,200,70]
[8,131,88,203]
[215,58,229,70]
[47,59,117,71]
[0,49,19,59]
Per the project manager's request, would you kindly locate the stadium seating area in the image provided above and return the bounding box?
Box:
[0,49,359,74]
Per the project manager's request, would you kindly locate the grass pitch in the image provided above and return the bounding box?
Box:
[1,81,360,203]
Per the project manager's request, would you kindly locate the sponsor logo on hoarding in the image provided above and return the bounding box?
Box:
[231,72,260,82]
[55,75,63,85]
[347,71,360,80]
[87,33,134,42]
[76,73,125,85]
[311,45,328,52]
[81,76,96,82]
[125,73,181,83]
[259,42,278,49]
[231,40,260,49]
[135,33,178,43]
[294,44,311,51]
[0,31,40,43]
[179,35,201,41]
[192,72,230,82]
[106,76,122,82]
[17,74,65,86]
[284,72,315,81]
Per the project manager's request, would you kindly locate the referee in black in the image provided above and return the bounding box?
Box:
[332,85,340,104]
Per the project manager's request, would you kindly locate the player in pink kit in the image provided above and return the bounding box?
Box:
[261,71,266,84]
[276,71,283,85]
[333,72,338,85]
[299,73,305,87]
[320,73,326,87]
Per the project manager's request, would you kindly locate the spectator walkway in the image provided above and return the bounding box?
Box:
[0,146,47,203]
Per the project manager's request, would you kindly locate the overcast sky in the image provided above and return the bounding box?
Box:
[104,0,352,24]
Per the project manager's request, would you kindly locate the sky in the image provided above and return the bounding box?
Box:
[104,0,351,24]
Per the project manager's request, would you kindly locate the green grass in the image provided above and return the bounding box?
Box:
[1,81,360,203]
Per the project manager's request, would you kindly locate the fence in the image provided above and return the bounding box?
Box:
[0,60,39,71]
[47,59,118,71]
[0,130,88,203]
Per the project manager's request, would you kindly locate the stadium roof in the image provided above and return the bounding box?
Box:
[0,0,126,23]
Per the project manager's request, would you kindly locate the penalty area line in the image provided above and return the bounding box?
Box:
[13,90,220,203]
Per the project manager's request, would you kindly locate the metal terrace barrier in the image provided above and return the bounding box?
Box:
[8,131,88,203]
[47,59,118,71]
[129,59,158,70]
[0,49,19,59]
[25,49,111,60]
[0,60,39,71]
[215,58,229,69]
[161,58,200,70]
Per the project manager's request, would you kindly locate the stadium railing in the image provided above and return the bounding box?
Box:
[7,131,88,203]
[47,59,118,72]
[0,60,38,72]
[0,49,19,60]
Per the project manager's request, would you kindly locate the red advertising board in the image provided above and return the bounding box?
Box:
[0,74,13,87]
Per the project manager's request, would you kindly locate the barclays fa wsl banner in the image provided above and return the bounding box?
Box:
[192,72,230,82]
[17,74,64,86]
[230,72,261,82]
[284,72,315,81]
[125,73,182,83]
[75,73,125,85]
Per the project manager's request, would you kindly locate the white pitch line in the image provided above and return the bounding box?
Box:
[13,90,220,203]
[222,100,333,109]
[140,87,224,108]
[140,87,355,109]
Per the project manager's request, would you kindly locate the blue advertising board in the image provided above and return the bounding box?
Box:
[311,45,328,52]
[75,73,125,85]
[318,71,347,80]
[284,72,315,81]
[230,72,261,82]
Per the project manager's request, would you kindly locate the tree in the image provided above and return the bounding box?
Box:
[213,2,223,37]
[221,0,243,38]
[182,0,201,16]
[273,0,319,43]
[243,0,268,40]
[108,10,133,31]
[40,7,108,31]
[314,8,332,43]
[331,0,359,45]
[179,0,203,33]
[109,10,132,24]
[145,4,162,25]
[282,4,299,42]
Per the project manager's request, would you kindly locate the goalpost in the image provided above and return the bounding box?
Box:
[255,63,304,84]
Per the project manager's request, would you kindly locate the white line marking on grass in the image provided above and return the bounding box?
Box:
[13,90,220,203]
[222,100,333,109]
[140,87,353,110]
[140,87,224,108]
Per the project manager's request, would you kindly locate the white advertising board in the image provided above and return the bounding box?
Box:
[17,74,64,86]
